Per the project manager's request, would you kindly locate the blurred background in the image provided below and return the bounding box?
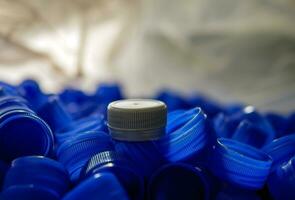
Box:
[0,0,294,112]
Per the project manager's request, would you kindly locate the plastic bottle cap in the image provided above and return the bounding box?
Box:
[62,172,129,200]
[159,107,208,162]
[0,185,59,200]
[3,156,70,197]
[210,138,272,189]
[148,163,210,200]
[56,132,114,183]
[55,114,106,144]
[84,151,121,176]
[267,155,295,200]
[0,160,8,187]
[38,95,73,132]
[108,99,167,141]
[83,151,144,200]
[262,134,295,172]
[0,111,53,161]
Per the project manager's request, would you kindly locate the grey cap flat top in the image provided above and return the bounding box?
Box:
[109,99,166,110]
[107,99,167,141]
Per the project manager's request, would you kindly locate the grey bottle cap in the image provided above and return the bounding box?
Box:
[107,99,167,141]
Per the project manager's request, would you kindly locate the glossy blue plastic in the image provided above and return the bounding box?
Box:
[265,112,288,138]
[148,163,210,200]
[38,95,74,133]
[262,134,295,172]
[92,83,124,117]
[58,88,92,119]
[62,172,130,200]
[70,101,101,119]
[114,140,165,178]
[232,120,271,148]
[186,95,223,118]
[215,186,261,200]
[59,88,89,105]
[0,82,16,91]
[82,151,144,200]
[286,112,295,134]
[0,91,53,161]
[213,114,233,138]
[3,156,70,197]
[56,132,114,183]
[222,103,245,115]
[94,83,123,103]
[267,155,295,200]
[17,79,48,112]
[55,113,107,145]
[0,160,8,188]
[1,185,59,200]
[159,107,208,163]
[209,138,272,189]
[213,107,275,148]
[155,90,189,111]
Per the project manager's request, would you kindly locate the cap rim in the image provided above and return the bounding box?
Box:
[109,127,165,141]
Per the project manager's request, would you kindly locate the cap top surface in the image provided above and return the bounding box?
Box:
[108,99,165,111]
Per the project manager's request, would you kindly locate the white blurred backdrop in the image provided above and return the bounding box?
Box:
[0,0,294,112]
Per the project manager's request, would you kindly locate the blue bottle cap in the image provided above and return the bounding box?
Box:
[84,151,122,176]
[55,114,106,144]
[0,85,18,97]
[213,106,275,148]
[286,112,295,134]
[232,120,271,148]
[0,110,53,161]
[0,160,8,187]
[267,155,295,200]
[223,103,245,115]
[3,156,70,197]
[62,172,130,200]
[213,113,233,138]
[95,83,123,103]
[72,102,101,119]
[17,79,48,112]
[186,94,223,118]
[59,88,89,104]
[114,139,166,178]
[0,97,31,116]
[265,112,288,138]
[1,185,59,200]
[155,90,189,111]
[0,95,28,107]
[38,95,73,133]
[83,151,144,200]
[56,132,114,183]
[159,107,208,162]
[210,138,272,189]
[0,82,16,91]
[262,134,295,172]
[216,186,261,200]
[0,87,28,105]
[58,88,94,119]
[148,163,210,200]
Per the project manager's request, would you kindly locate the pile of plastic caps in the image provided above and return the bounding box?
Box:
[0,79,294,200]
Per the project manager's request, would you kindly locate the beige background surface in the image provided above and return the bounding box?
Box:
[0,0,294,112]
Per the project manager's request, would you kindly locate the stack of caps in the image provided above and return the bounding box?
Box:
[0,80,294,200]
[56,132,114,183]
[0,87,53,162]
[1,156,70,200]
[107,99,167,177]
